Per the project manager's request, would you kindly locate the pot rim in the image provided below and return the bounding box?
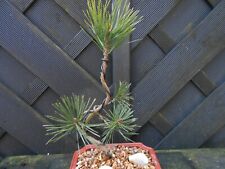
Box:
[70,142,161,169]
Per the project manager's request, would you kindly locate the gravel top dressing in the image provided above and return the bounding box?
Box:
[76,145,156,169]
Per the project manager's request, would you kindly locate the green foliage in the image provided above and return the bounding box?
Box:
[44,95,99,145]
[84,0,143,53]
[113,81,133,106]
[102,103,137,143]
[44,82,137,145]
[101,82,137,143]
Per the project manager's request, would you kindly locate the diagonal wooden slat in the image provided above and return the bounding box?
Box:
[1,1,46,106]
[202,124,225,147]
[21,77,48,105]
[54,0,87,28]
[150,0,210,54]
[21,30,91,105]
[131,0,179,49]
[21,31,93,105]
[192,71,217,96]
[0,0,34,51]
[150,113,173,135]
[134,122,164,147]
[133,0,225,129]
[131,36,165,87]
[0,0,104,100]
[53,0,93,60]
[0,134,34,157]
[64,29,92,60]
[1,54,48,106]
[113,39,130,86]
[156,82,225,149]
[0,81,76,153]
[149,0,214,96]
[207,0,221,6]
[8,0,35,12]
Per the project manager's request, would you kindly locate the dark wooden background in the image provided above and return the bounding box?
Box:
[0,0,225,157]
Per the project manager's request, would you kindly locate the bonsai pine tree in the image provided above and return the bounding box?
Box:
[44,0,142,146]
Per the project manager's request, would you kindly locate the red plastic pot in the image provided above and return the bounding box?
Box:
[70,142,161,169]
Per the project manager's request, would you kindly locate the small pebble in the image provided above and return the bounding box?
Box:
[129,153,149,167]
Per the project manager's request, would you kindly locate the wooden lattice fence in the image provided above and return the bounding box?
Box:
[0,0,225,156]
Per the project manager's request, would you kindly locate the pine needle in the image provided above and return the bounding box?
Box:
[84,0,143,53]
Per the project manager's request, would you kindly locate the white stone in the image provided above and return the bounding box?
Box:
[99,165,113,169]
[129,153,149,167]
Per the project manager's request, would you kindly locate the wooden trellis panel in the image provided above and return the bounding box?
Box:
[0,0,225,156]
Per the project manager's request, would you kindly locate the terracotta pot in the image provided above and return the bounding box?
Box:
[70,142,161,169]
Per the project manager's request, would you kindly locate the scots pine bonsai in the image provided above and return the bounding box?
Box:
[44,0,142,146]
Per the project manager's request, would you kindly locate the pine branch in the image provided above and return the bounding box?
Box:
[44,95,99,145]
[102,103,138,143]
[84,0,143,53]
[113,81,133,106]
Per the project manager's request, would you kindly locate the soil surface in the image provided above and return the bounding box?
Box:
[76,145,155,169]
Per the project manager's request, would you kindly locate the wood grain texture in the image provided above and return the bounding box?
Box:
[0,0,104,100]
[156,82,225,149]
[133,0,225,128]
[0,82,76,153]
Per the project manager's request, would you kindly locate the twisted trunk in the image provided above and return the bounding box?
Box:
[85,49,111,123]
[100,50,111,106]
